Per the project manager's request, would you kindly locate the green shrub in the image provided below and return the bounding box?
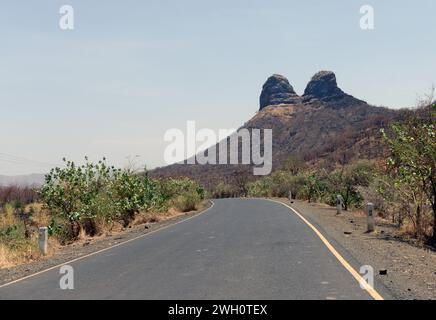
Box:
[152,178,204,211]
[39,158,206,241]
[322,161,373,210]
[247,171,307,199]
[47,216,74,244]
[40,157,117,240]
[111,171,155,226]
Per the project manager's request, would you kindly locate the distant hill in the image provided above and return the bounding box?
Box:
[151,71,402,189]
[0,174,45,187]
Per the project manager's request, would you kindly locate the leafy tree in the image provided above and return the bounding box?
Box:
[382,102,436,241]
[303,172,324,203]
[328,162,373,210]
[111,170,155,226]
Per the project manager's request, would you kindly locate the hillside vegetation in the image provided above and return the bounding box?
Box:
[153,72,435,245]
[219,102,436,244]
[151,71,399,189]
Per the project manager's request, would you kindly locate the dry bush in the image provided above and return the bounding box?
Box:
[93,216,114,236]
[132,212,151,226]
[0,185,38,208]
[172,192,201,212]
[0,203,58,269]
[0,204,15,229]
[28,203,50,227]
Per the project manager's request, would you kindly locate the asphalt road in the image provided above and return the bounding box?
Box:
[0,199,388,300]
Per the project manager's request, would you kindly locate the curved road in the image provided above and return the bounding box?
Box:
[0,199,389,300]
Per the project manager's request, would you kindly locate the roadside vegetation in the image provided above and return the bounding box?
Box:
[0,158,205,268]
[246,159,374,211]
[214,101,436,245]
[1,101,434,268]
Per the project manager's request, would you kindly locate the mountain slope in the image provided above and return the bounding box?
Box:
[151,71,401,188]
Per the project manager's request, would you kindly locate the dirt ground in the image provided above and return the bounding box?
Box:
[277,198,436,300]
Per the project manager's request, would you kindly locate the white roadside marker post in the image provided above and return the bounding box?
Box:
[336,195,343,215]
[39,227,48,255]
[288,191,294,203]
[367,203,375,233]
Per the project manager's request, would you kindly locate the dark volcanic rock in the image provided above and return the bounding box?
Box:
[259,74,300,110]
[304,71,343,99]
[303,71,365,106]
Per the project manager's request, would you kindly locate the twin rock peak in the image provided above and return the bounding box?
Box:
[259,71,363,110]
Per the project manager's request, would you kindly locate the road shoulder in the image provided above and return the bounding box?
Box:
[274,198,436,300]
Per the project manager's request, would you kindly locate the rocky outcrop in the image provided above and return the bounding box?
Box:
[303,71,343,100]
[152,70,399,190]
[260,71,365,111]
[259,74,300,110]
[303,71,365,106]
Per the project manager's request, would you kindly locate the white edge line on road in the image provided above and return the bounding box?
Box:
[0,200,215,289]
[265,199,384,301]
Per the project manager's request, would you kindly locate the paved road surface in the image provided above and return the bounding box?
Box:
[0,199,390,300]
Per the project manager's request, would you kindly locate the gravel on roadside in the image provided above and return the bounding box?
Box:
[277,198,436,300]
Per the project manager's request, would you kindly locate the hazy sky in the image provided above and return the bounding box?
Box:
[0,0,435,175]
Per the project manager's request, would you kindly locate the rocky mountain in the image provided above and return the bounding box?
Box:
[259,74,300,109]
[303,71,366,106]
[151,71,401,189]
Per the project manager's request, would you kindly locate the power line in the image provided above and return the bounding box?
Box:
[0,153,62,167]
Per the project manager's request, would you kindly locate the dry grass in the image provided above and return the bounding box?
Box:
[0,200,209,269]
[254,105,297,120]
[0,235,42,269]
[0,235,58,269]
[130,202,209,228]
[0,244,15,269]
[94,216,113,236]
[28,203,50,227]
[0,204,15,229]
[0,203,57,269]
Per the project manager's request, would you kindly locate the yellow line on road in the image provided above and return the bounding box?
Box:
[0,200,215,289]
[268,199,384,301]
